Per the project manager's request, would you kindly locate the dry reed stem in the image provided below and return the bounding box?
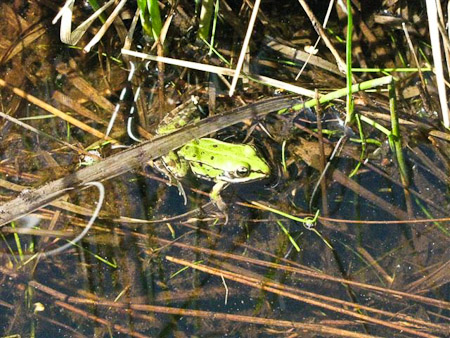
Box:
[295,0,336,79]
[296,0,346,72]
[167,256,442,338]
[402,23,428,94]
[121,49,316,97]
[0,78,116,142]
[204,257,448,332]
[356,247,394,285]
[1,24,46,63]
[405,260,450,293]
[83,0,128,52]
[146,237,450,311]
[229,0,261,96]
[0,265,380,337]
[426,0,450,128]
[55,301,150,338]
[0,111,85,154]
[65,72,116,112]
[54,0,115,45]
[0,177,136,230]
[58,300,376,337]
[52,91,109,126]
[0,227,74,238]
[36,280,378,337]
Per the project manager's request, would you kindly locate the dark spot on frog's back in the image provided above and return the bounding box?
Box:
[213,144,218,148]
[210,156,214,160]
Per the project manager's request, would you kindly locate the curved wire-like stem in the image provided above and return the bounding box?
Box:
[3,182,104,261]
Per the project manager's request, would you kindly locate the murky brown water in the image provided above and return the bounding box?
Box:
[0,1,449,337]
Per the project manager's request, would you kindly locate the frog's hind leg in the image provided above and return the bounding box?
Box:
[176,180,188,205]
[152,154,188,205]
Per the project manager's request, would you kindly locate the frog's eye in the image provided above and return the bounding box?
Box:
[235,166,250,177]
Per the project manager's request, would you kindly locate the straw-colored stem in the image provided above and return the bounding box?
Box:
[426,0,450,128]
[229,0,261,96]
[0,78,115,142]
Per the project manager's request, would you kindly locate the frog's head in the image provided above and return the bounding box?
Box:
[220,144,271,183]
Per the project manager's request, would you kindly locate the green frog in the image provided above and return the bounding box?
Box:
[154,96,271,208]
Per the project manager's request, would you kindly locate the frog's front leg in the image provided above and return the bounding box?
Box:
[210,181,230,222]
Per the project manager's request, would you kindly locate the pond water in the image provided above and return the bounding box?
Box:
[0,1,449,337]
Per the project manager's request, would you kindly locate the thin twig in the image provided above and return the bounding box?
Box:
[229,0,261,96]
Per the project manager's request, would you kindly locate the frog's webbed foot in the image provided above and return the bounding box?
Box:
[161,173,187,205]
[210,181,230,224]
[162,174,187,205]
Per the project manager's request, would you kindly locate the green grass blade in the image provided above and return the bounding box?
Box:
[345,0,354,124]
[147,0,162,41]
[208,0,220,55]
[137,0,152,38]
[275,221,300,252]
[349,113,365,178]
[198,0,214,41]
[389,80,409,186]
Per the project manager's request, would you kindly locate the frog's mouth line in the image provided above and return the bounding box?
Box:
[217,173,269,183]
